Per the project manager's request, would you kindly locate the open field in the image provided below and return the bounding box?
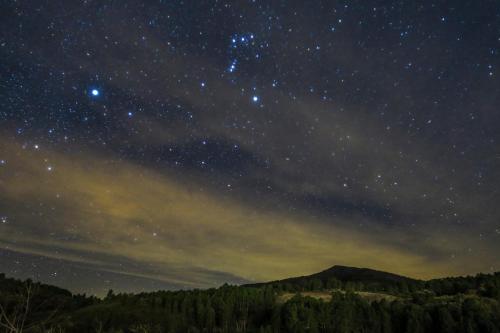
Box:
[278,289,400,303]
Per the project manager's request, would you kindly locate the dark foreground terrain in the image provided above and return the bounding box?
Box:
[1,266,500,332]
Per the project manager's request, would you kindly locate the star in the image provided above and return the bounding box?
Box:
[0,0,499,296]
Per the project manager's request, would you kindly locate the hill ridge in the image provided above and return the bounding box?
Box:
[244,264,419,288]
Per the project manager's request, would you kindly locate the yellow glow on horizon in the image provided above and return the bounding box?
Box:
[0,138,487,288]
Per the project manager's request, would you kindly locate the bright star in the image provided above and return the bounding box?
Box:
[91,89,99,96]
[252,96,259,102]
[228,60,237,72]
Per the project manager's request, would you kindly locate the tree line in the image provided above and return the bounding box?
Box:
[0,271,499,332]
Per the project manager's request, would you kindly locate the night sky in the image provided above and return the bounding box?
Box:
[1,0,500,295]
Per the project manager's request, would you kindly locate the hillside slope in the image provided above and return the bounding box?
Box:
[245,265,419,289]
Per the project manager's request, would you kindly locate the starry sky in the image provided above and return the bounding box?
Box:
[1,0,500,295]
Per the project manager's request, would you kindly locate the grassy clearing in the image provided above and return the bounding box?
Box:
[278,289,399,303]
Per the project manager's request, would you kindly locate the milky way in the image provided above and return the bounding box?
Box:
[1,1,500,295]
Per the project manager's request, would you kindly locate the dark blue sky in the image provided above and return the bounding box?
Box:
[1,0,499,294]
